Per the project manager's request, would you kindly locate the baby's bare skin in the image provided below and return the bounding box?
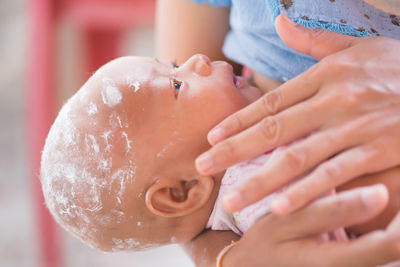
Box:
[40,54,261,251]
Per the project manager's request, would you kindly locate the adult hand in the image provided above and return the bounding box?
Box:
[195,14,400,214]
[222,185,400,267]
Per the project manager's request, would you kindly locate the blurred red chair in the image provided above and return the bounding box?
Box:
[27,1,155,266]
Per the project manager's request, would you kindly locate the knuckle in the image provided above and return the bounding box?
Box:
[287,185,310,204]
[259,117,280,143]
[320,162,342,184]
[332,195,347,211]
[241,176,265,200]
[316,56,349,77]
[323,130,341,147]
[230,113,244,133]
[280,148,308,172]
[315,57,335,75]
[366,144,381,162]
[247,176,264,191]
[363,144,385,171]
[309,89,341,112]
[261,90,282,115]
[218,140,236,157]
[310,28,326,40]
[342,86,365,109]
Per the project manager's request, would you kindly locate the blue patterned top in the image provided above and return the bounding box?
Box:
[190,0,400,81]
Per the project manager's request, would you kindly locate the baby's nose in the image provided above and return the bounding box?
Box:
[187,54,211,76]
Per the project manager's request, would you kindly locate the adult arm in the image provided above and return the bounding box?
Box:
[184,185,400,267]
[181,229,239,267]
[155,0,242,73]
[195,14,400,215]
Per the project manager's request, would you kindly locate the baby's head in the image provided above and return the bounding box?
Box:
[40,55,260,251]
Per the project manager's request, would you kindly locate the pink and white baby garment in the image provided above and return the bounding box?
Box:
[206,149,400,266]
[206,149,347,241]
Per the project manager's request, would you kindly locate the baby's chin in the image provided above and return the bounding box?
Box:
[239,83,263,104]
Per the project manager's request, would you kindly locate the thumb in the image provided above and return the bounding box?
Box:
[275,14,360,60]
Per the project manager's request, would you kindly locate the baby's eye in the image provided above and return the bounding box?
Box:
[171,61,179,68]
[172,78,183,98]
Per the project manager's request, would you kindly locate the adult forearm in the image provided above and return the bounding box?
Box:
[181,229,240,267]
[155,0,230,64]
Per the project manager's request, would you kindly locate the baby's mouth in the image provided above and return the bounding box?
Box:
[233,75,246,89]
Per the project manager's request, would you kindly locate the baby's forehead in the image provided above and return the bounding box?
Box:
[95,56,166,84]
[79,57,171,108]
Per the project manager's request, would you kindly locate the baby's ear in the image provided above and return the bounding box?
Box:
[145,175,214,217]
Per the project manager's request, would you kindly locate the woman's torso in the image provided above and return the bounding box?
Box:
[192,0,400,92]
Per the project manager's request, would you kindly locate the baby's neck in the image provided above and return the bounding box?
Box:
[173,170,227,243]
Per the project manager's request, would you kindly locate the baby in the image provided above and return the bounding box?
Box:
[40,54,390,252]
[40,54,262,251]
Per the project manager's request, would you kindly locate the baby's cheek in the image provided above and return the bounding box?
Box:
[107,129,133,155]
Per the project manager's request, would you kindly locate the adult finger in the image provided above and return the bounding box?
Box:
[206,65,322,146]
[197,98,320,175]
[314,231,393,267]
[272,135,400,215]
[331,212,400,267]
[222,124,360,213]
[283,184,388,239]
[271,145,378,215]
[275,14,361,60]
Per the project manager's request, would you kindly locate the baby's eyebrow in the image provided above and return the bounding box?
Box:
[153,57,175,68]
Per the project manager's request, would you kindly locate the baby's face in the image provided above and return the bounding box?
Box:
[41,55,260,251]
[128,54,260,174]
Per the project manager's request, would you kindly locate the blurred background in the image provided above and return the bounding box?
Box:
[0,0,194,266]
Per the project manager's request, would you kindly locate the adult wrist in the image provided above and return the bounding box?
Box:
[218,240,244,267]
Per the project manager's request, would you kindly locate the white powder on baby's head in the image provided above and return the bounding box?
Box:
[126,76,141,93]
[109,112,127,129]
[102,130,112,152]
[40,94,139,251]
[87,102,98,116]
[101,78,122,107]
[85,134,100,154]
[156,141,174,158]
[121,132,132,152]
[156,131,183,158]
[112,238,141,252]
[78,85,88,102]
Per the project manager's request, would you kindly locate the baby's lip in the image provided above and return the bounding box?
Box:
[233,75,238,87]
[233,75,246,89]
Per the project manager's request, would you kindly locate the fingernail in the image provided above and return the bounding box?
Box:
[271,196,291,214]
[196,153,213,173]
[208,128,225,145]
[223,191,242,212]
[281,14,297,26]
[361,184,388,210]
